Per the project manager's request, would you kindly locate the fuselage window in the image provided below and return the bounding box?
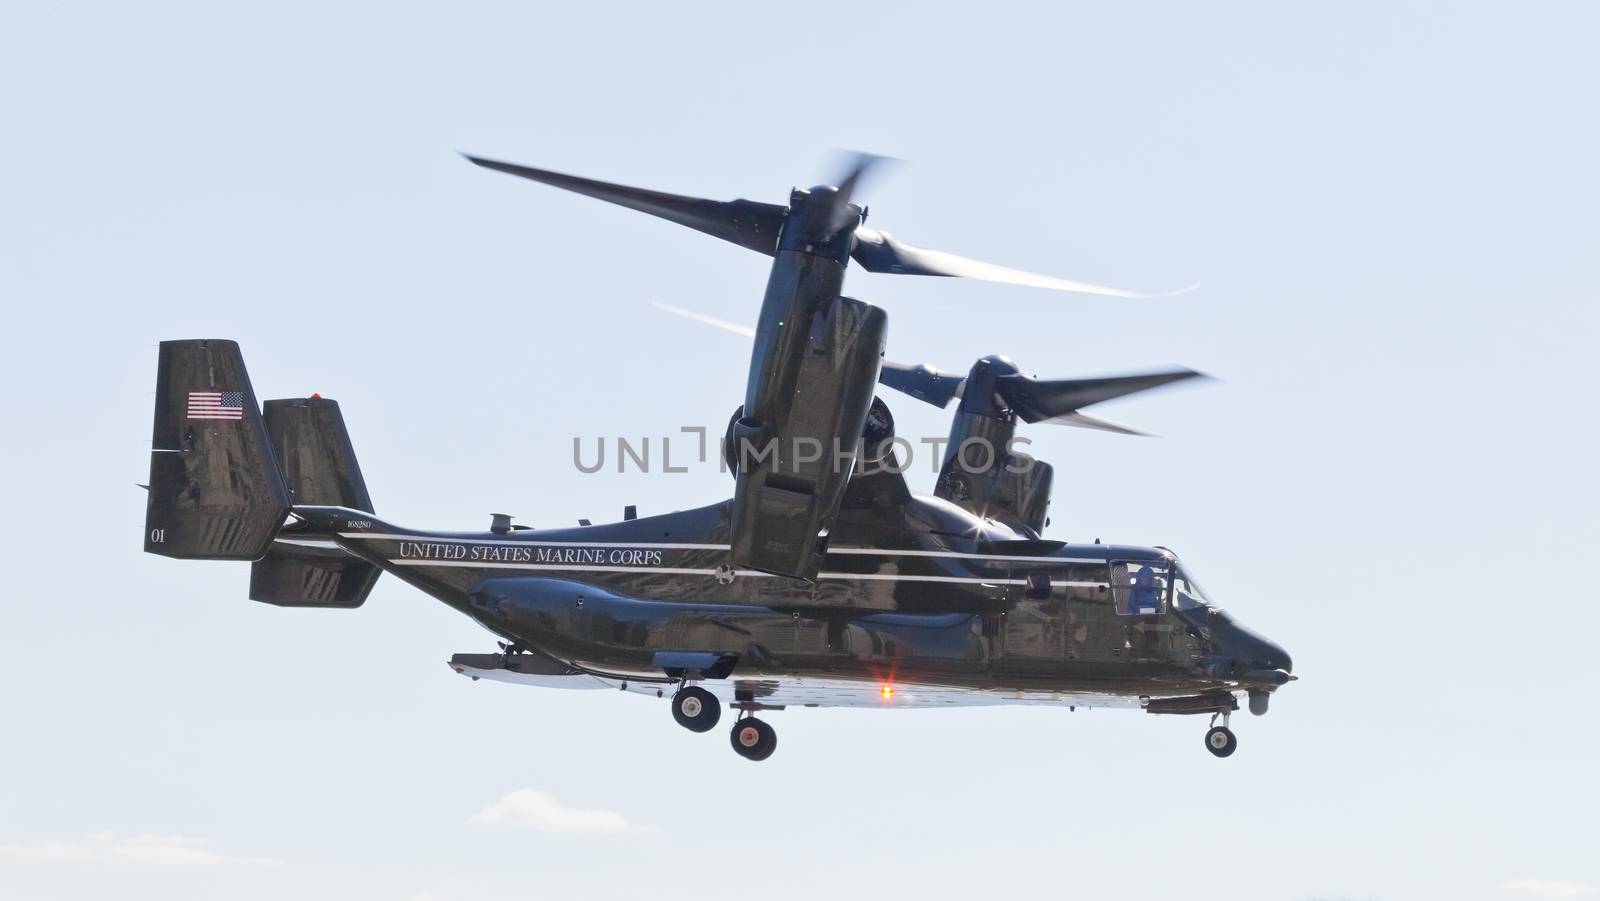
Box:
[1111,561,1170,615]
[1062,562,1111,606]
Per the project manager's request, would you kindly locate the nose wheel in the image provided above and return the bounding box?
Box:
[671,686,721,733]
[729,716,777,761]
[1205,712,1238,758]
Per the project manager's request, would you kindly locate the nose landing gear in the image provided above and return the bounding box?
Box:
[1205,711,1238,758]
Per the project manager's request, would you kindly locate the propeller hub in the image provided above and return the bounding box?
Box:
[975,354,1020,376]
[960,356,1014,419]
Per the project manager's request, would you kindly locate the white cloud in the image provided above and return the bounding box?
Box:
[0,833,281,868]
[469,789,656,835]
[1504,879,1599,899]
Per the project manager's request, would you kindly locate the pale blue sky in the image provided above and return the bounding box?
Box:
[2,3,1597,900]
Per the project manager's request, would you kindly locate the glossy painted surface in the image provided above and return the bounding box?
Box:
[144,339,288,560]
[730,290,885,579]
[249,397,381,608]
[142,335,1294,718]
[144,153,1295,728]
[728,188,884,580]
[283,495,1293,713]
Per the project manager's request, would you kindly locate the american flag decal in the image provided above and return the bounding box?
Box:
[187,390,245,420]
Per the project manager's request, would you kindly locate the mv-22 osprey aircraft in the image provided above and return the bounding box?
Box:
[144,155,1294,761]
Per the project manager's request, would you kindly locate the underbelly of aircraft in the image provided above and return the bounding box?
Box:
[445,654,1212,711]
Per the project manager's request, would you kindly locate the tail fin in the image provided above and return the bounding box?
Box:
[248,397,381,608]
[144,340,290,560]
[261,397,373,512]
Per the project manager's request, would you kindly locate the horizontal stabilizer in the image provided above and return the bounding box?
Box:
[250,539,380,608]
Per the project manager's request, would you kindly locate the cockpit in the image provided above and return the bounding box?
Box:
[1103,550,1292,685]
[1110,558,1215,615]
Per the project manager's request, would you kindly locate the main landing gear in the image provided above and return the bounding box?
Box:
[671,685,721,733]
[729,715,777,761]
[669,684,780,761]
[1205,711,1238,758]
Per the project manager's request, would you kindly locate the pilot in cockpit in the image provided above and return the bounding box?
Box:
[1129,565,1163,615]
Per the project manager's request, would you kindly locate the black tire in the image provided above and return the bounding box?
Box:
[729,716,777,761]
[1204,726,1237,758]
[671,686,721,733]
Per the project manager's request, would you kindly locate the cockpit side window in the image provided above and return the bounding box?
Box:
[1172,565,1211,611]
[1111,561,1170,615]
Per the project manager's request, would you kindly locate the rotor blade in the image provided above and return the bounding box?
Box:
[651,303,960,405]
[1040,411,1151,436]
[463,154,788,256]
[824,152,895,233]
[852,228,1191,299]
[877,361,966,408]
[831,152,895,206]
[651,302,755,338]
[998,369,1207,423]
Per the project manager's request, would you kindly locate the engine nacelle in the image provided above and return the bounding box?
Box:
[726,395,895,476]
[936,447,1053,536]
[728,295,886,580]
[935,405,1053,536]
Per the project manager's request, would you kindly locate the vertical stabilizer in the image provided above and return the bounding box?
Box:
[249,397,381,608]
[143,340,289,560]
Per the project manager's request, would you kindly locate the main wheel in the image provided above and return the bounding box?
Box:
[671,686,721,733]
[729,717,778,761]
[1204,726,1238,758]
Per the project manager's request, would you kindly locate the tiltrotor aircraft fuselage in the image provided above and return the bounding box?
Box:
[143,155,1294,761]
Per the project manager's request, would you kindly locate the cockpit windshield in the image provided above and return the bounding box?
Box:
[1172,565,1213,611]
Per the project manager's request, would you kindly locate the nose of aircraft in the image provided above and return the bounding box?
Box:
[1235,629,1292,675]
[1259,638,1293,675]
[1211,613,1293,675]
